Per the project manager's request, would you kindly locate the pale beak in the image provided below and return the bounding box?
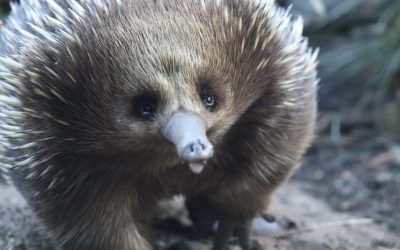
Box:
[161,112,214,174]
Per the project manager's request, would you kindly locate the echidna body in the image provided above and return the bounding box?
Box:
[0,0,318,249]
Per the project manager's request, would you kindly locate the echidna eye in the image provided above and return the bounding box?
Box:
[200,88,218,111]
[135,95,157,119]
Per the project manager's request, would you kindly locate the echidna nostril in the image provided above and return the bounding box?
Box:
[190,144,195,153]
[198,139,206,150]
[190,143,203,154]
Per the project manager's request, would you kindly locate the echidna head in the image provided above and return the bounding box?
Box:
[0,0,318,175]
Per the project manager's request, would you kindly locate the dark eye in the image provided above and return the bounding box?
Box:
[200,88,218,111]
[135,96,157,119]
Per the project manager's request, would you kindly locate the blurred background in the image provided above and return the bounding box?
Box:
[282,0,400,230]
[0,0,399,249]
[281,1,400,249]
[279,0,400,246]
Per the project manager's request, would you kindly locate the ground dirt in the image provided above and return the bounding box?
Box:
[1,124,399,250]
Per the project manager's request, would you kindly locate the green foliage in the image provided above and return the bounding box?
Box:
[310,0,400,105]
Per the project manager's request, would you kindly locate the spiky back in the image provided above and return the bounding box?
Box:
[0,0,124,182]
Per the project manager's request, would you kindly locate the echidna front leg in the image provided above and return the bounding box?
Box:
[185,195,217,239]
[236,219,252,250]
[186,194,264,250]
[186,199,249,250]
[213,218,255,250]
[212,218,235,250]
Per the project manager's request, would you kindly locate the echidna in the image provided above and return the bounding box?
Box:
[0,0,318,249]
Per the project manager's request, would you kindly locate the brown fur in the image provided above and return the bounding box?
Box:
[0,0,318,249]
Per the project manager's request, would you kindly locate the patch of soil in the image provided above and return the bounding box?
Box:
[295,126,400,235]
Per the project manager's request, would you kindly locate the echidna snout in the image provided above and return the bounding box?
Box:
[161,112,214,174]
